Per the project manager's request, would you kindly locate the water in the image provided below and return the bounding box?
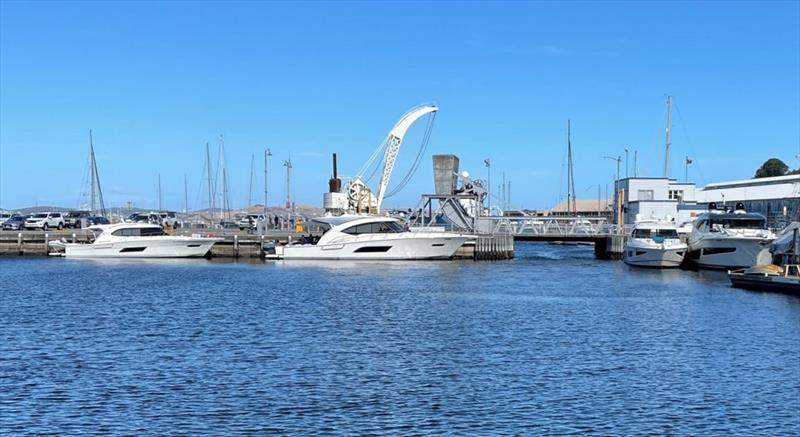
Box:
[1,243,798,435]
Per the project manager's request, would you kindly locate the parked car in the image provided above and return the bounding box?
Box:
[2,214,27,231]
[25,212,65,231]
[65,210,92,228]
[126,212,151,223]
[0,212,13,222]
[157,211,178,228]
[86,216,110,226]
[238,214,265,230]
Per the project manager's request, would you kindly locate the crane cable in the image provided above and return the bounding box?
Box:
[385,112,437,198]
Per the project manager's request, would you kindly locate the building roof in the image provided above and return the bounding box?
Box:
[550,198,611,213]
[701,174,800,190]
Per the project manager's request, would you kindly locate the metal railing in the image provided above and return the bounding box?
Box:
[475,216,617,239]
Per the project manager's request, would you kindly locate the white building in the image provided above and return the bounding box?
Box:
[614,174,800,228]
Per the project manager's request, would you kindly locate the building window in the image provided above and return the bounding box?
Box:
[668,190,683,200]
[637,190,654,201]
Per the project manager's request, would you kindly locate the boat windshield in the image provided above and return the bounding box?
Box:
[633,228,679,239]
[112,227,167,237]
[710,218,765,230]
[342,221,405,235]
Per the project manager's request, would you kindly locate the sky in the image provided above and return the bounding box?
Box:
[1,1,799,211]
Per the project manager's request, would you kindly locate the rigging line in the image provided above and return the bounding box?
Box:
[673,101,696,151]
[386,114,433,196]
[193,156,208,212]
[674,101,706,184]
[357,136,389,179]
[363,142,385,184]
[77,148,90,209]
[386,112,436,198]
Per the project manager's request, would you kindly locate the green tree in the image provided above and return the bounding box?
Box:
[754,158,789,178]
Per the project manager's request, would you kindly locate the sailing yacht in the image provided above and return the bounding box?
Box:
[624,222,687,268]
[50,223,221,258]
[266,215,470,260]
[687,206,775,269]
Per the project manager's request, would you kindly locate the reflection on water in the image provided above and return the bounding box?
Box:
[1,242,798,435]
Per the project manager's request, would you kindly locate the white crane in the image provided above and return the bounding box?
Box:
[350,104,438,214]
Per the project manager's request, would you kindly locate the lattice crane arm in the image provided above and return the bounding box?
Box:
[375,104,438,213]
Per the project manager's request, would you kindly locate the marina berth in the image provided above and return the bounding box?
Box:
[624,221,687,268]
[266,215,470,260]
[728,264,800,294]
[48,222,221,258]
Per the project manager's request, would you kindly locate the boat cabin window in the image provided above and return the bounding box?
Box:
[709,218,765,230]
[633,228,678,239]
[341,221,405,235]
[112,227,167,237]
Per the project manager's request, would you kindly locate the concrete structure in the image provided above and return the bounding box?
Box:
[614,174,800,228]
[549,198,612,218]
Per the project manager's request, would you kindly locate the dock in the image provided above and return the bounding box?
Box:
[0,229,514,261]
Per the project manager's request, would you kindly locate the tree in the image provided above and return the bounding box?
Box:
[754,158,789,178]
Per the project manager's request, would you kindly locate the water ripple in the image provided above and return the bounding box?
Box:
[1,243,799,435]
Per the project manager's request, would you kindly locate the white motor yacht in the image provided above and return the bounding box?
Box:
[624,222,687,268]
[266,215,470,260]
[50,223,221,258]
[687,208,775,269]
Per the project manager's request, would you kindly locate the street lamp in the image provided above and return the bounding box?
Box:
[603,155,621,182]
[624,148,629,178]
[604,155,623,229]
[264,148,272,231]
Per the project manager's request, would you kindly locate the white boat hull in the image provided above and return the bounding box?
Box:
[624,244,686,268]
[687,237,772,269]
[275,234,469,260]
[62,236,219,258]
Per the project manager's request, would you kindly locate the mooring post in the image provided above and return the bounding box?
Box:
[234,234,239,258]
[17,232,22,255]
[260,235,266,258]
[72,233,76,244]
[44,233,49,255]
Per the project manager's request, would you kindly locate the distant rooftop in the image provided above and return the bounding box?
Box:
[701,174,800,190]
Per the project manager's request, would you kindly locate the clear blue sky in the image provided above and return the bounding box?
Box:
[1,1,798,211]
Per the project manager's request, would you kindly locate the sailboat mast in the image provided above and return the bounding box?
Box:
[567,120,576,215]
[248,153,255,208]
[158,173,162,211]
[664,95,672,177]
[184,174,188,214]
[89,130,96,214]
[206,142,213,221]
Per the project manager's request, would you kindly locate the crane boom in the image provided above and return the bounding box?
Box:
[375,104,438,212]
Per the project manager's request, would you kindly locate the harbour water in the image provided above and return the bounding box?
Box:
[1,243,798,434]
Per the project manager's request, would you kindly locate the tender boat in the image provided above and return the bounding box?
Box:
[686,206,775,269]
[624,222,687,268]
[49,223,221,258]
[265,215,470,260]
[728,264,800,294]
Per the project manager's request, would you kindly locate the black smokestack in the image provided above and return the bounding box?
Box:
[329,153,342,193]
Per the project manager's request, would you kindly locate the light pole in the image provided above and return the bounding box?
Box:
[264,148,271,230]
[603,155,621,182]
[484,158,491,215]
[604,155,623,228]
[624,148,629,178]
